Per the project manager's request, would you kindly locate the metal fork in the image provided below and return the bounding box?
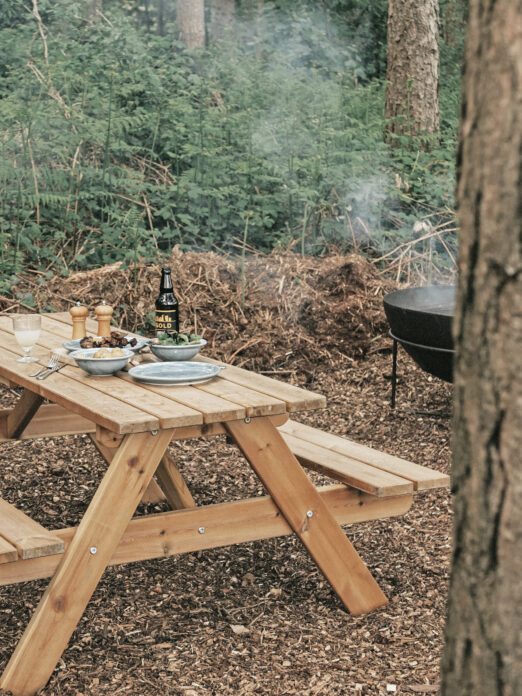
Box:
[29,351,59,378]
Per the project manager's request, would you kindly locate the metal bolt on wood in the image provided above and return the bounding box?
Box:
[89,547,97,555]
[244,417,251,424]
[306,510,313,518]
[198,527,205,534]
[151,430,158,436]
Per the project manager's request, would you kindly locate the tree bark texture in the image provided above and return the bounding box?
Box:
[177,0,205,49]
[442,1,522,695]
[385,0,440,139]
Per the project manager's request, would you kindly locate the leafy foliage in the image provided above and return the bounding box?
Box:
[0,0,462,291]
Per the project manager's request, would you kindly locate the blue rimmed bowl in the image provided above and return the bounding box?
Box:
[70,347,133,376]
[149,339,207,362]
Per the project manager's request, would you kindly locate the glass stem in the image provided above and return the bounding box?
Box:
[24,347,31,360]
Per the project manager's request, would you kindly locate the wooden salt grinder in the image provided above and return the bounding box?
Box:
[95,302,113,337]
[69,303,88,340]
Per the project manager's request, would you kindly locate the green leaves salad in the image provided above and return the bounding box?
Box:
[155,332,202,346]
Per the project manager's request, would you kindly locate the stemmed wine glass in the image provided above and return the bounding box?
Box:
[12,315,41,363]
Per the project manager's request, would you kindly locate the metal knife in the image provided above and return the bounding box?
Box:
[37,363,66,380]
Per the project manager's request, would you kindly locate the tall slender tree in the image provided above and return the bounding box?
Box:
[177,0,205,49]
[209,0,234,41]
[442,0,522,694]
[385,0,440,142]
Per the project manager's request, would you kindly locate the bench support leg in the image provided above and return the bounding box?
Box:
[226,417,388,616]
[1,389,43,439]
[155,450,196,509]
[91,434,194,510]
[0,428,174,696]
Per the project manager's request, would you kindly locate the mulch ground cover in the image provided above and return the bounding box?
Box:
[0,251,453,695]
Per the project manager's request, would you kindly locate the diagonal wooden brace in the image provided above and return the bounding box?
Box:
[0,428,174,696]
[1,389,43,439]
[226,416,388,616]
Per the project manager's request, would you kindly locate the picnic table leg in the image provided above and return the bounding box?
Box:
[91,434,194,510]
[90,433,166,504]
[155,451,196,509]
[226,417,388,616]
[0,428,174,696]
[1,388,43,439]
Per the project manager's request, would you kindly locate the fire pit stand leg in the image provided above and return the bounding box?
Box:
[391,337,398,409]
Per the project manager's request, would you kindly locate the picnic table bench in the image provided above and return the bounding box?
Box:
[0,312,449,696]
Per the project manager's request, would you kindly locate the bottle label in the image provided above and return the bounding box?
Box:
[155,309,178,333]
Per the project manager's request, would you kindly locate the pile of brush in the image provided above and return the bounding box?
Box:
[1,249,395,377]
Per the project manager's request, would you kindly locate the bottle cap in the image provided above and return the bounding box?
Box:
[162,266,171,273]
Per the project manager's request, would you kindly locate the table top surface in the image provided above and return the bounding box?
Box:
[0,312,326,434]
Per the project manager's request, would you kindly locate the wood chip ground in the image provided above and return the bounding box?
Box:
[0,252,452,695]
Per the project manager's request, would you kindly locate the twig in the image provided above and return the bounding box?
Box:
[25,133,40,225]
[31,0,48,65]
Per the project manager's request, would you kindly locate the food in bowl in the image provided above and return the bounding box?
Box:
[92,347,126,358]
[153,332,203,346]
[149,335,206,361]
[80,331,139,349]
[71,347,133,375]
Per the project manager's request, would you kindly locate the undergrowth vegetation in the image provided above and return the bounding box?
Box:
[0,0,463,297]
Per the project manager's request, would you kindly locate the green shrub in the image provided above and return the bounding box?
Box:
[0,0,459,289]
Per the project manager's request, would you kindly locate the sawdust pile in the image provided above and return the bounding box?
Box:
[13,250,394,371]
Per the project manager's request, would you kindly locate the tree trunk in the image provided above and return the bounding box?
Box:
[384,0,440,141]
[441,1,522,694]
[177,0,205,49]
[209,0,234,41]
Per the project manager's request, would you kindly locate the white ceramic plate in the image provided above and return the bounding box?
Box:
[128,361,224,386]
[63,336,149,353]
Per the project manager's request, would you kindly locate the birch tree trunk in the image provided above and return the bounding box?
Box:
[385,0,440,141]
[177,0,205,49]
[442,0,522,694]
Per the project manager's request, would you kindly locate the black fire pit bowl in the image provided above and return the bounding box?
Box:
[383,285,456,383]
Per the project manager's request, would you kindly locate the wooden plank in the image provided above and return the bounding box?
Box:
[197,356,326,413]
[0,485,413,586]
[39,312,137,341]
[0,537,18,565]
[0,499,64,560]
[0,321,77,362]
[39,311,99,337]
[0,324,204,430]
[118,373,246,424]
[0,429,174,696]
[0,405,95,441]
[167,413,289,440]
[0,409,287,443]
[56,364,203,429]
[3,321,253,426]
[38,314,79,340]
[282,432,413,497]
[280,421,450,491]
[2,389,43,439]
[35,313,320,419]
[226,417,388,615]
[0,344,159,434]
[155,450,196,509]
[140,478,167,504]
[195,377,286,418]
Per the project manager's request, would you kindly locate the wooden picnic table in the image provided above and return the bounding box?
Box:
[0,312,448,696]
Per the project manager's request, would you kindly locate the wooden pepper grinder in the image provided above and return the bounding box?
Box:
[95,301,113,338]
[69,302,88,340]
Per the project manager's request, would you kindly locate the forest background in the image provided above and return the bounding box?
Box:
[0,0,465,303]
